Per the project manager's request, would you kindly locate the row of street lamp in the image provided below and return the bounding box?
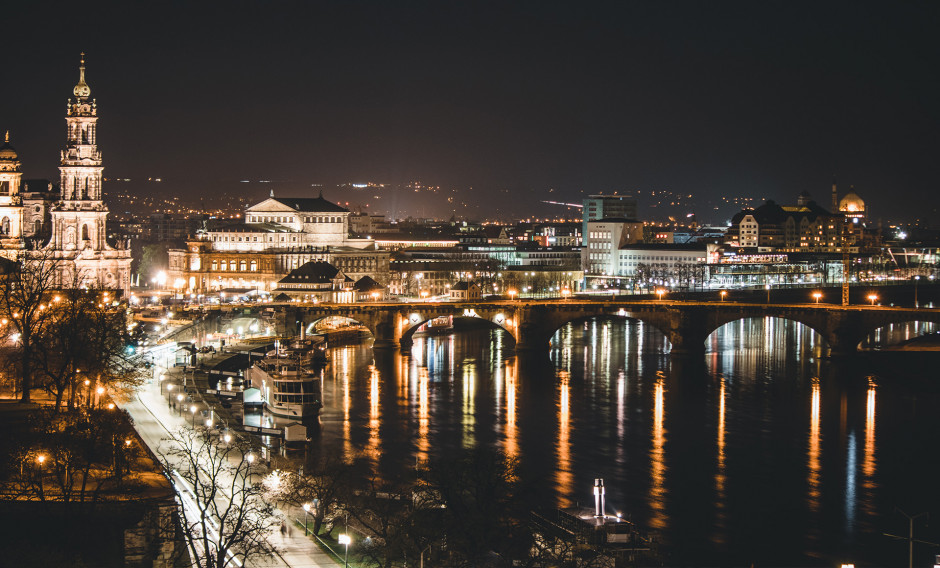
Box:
[651,288,882,306]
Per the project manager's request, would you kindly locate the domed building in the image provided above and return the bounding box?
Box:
[838,187,865,223]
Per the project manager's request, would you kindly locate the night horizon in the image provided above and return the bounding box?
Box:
[2,1,940,224]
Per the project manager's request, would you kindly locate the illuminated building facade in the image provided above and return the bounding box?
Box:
[167,193,390,294]
[0,131,24,257]
[42,57,132,293]
[725,196,863,253]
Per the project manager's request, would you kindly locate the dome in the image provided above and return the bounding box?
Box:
[839,190,865,213]
[0,131,18,161]
[73,54,91,98]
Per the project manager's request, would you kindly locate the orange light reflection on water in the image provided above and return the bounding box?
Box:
[648,371,668,530]
[807,378,821,512]
[555,370,573,507]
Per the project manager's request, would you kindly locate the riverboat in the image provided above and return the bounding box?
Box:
[245,333,326,418]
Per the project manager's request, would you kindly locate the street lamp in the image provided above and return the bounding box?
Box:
[303,503,311,535]
[765,283,770,303]
[812,292,822,304]
[508,289,517,301]
[176,393,184,414]
[914,275,920,308]
[720,290,727,302]
[338,533,351,567]
[420,290,429,301]
[190,405,197,426]
[36,454,46,500]
[868,294,878,306]
[656,288,665,301]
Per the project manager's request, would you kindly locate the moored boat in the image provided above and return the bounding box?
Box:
[246,333,326,418]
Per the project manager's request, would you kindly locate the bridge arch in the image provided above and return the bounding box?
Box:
[705,315,827,355]
[548,313,672,352]
[399,311,517,349]
[305,315,376,342]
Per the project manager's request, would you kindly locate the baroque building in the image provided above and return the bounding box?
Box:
[167,193,390,295]
[41,56,132,292]
[0,131,24,258]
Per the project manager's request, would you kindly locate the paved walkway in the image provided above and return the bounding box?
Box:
[122,354,340,568]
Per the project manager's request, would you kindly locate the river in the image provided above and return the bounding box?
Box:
[305,317,940,566]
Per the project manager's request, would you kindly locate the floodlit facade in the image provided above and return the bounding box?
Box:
[167,194,390,294]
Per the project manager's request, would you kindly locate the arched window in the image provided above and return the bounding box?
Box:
[240,261,247,271]
[220,261,227,271]
[250,261,257,271]
[1,217,9,235]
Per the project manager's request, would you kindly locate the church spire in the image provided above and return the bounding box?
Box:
[73,53,91,99]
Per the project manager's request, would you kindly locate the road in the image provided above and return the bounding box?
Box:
[121,348,339,568]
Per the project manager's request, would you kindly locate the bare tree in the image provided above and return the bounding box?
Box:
[0,406,142,503]
[271,455,354,537]
[0,253,64,403]
[162,428,278,568]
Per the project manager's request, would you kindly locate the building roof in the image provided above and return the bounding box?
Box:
[450,281,478,291]
[278,261,350,284]
[353,275,385,292]
[271,196,348,213]
[731,199,835,226]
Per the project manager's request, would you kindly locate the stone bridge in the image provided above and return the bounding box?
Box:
[271,300,940,357]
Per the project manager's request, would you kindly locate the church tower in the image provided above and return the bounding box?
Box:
[45,55,131,293]
[0,131,24,256]
[50,54,108,251]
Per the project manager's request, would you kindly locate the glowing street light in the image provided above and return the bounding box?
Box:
[868,294,878,306]
[656,288,665,301]
[36,454,46,499]
[812,292,822,304]
[508,289,517,301]
[190,405,198,426]
[338,533,351,567]
[303,503,312,535]
[720,290,727,302]
[176,393,184,414]
[420,290,429,301]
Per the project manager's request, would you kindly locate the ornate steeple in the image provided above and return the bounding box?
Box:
[73,53,91,99]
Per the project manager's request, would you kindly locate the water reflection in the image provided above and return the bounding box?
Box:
[555,369,573,507]
[649,370,668,531]
[503,358,518,462]
[808,378,821,513]
[366,364,380,466]
[713,377,727,543]
[310,317,935,566]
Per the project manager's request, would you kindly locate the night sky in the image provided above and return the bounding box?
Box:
[2,1,939,223]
